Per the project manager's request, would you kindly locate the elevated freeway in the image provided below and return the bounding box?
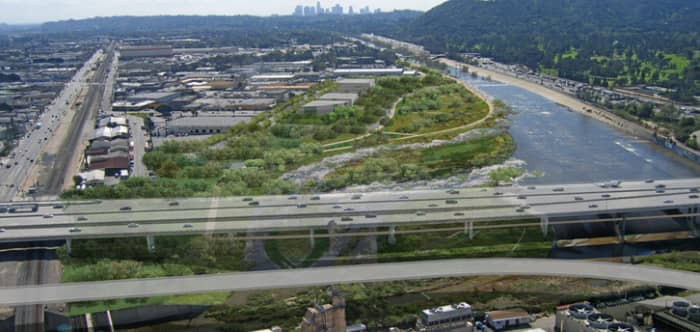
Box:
[0,258,698,306]
[1,179,700,246]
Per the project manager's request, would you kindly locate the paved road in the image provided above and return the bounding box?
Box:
[126,115,148,177]
[0,50,103,202]
[0,258,697,306]
[43,45,115,195]
[1,179,700,242]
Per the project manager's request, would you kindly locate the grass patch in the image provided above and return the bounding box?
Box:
[320,134,515,191]
[385,84,488,134]
[638,251,700,272]
[264,231,330,268]
[66,292,229,316]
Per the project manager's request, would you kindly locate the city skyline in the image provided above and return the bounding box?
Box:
[0,0,447,24]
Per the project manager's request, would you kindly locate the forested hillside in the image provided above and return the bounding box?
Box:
[400,0,700,101]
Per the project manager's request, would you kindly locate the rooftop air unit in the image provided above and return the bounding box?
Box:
[569,303,596,319]
[607,322,635,332]
[588,313,614,329]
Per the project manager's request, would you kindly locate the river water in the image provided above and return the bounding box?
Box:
[451,69,700,184]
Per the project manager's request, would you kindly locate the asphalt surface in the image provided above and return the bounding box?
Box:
[127,115,148,177]
[0,258,698,306]
[1,179,700,242]
[0,50,104,202]
[43,45,115,195]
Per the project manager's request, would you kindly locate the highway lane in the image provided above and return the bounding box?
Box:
[0,50,104,202]
[1,179,700,242]
[0,258,698,306]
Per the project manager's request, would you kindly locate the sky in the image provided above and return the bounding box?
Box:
[0,0,447,24]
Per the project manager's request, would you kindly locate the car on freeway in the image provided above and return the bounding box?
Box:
[127,223,139,228]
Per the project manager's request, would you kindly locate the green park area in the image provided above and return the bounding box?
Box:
[56,66,530,317]
[385,83,489,134]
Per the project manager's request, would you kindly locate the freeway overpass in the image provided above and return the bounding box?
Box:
[0,258,698,306]
[1,179,700,249]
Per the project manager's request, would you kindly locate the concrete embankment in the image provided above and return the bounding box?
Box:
[440,58,654,140]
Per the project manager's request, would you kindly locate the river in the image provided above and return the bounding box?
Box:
[450,68,700,184]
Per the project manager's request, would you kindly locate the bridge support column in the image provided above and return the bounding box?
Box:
[309,229,315,249]
[146,235,155,253]
[66,239,72,256]
[388,226,396,245]
[614,215,626,242]
[464,221,474,240]
[540,216,549,236]
[690,206,700,237]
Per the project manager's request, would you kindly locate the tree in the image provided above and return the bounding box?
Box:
[157,159,180,178]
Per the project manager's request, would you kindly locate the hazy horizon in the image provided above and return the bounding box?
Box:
[0,0,446,25]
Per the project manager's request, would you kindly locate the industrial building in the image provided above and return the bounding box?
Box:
[319,93,359,104]
[77,169,106,186]
[126,91,180,104]
[300,295,346,332]
[91,126,129,141]
[98,116,128,128]
[333,68,405,77]
[299,92,359,115]
[418,303,474,332]
[120,45,174,58]
[486,309,533,331]
[336,78,375,94]
[166,116,249,136]
[299,100,350,115]
[555,303,638,332]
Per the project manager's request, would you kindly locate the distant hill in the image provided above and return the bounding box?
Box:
[40,12,421,35]
[401,0,700,100]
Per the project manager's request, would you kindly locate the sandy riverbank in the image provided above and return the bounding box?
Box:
[439,58,655,139]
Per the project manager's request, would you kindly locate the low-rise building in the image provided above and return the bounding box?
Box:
[166,116,250,136]
[336,78,375,94]
[91,126,129,141]
[333,68,404,77]
[299,100,349,115]
[78,169,106,186]
[98,116,128,128]
[554,303,638,332]
[319,92,359,105]
[486,309,532,331]
[418,303,473,332]
[300,295,346,332]
[87,156,130,175]
[120,45,173,59]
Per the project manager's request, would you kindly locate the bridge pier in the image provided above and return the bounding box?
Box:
[388,226,396,245]
[309,229,315,249]
[65,239,72,256]
[146,235,155,253]
[540,216,549,236]
[614,215,626,242]
[690,207,699,237]
[464,221,474,240]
